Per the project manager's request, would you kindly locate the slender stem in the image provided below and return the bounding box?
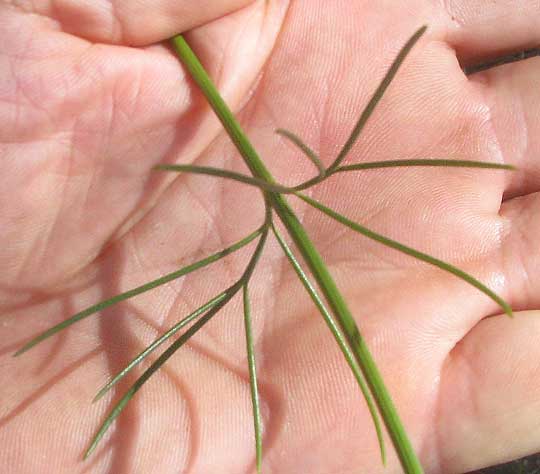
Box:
[271,223,386,465]
[172,35,424,473]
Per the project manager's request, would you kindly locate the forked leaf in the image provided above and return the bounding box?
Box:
[93,289,232,402]
[297,193,513,318]
[154,164,291,194]
[275,128,325,176]
[242,284,263,474]
[86,226,270,459]
[14,230,261,356]
[272,224,386,465]
[328,26,428,172]
[336,159,515,173]
[84,292,235,459]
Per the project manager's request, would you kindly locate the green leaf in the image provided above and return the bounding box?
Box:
[336,159,516,173]
[242,284,263,473]
[328,26,428,172]
[275,128,325,176]
[272,224,386,465]
[154,164,291,194]
[84,290,236,460]
[297,193,513,318]
[14,229,261,356]
[294,158,514,194]
[86,227,270,459]
[93,290,231,402]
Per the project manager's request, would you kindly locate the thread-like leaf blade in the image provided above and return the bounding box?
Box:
[275,128,325,176]
[328,26,428,172]
[336,159,515,173]
[242,284,263,473]
[86,227,270,459]
[14,229,261,356]
[154,164,291,194]
[298,193,513,318]
[93,290,231,402]
[84,293,234,459]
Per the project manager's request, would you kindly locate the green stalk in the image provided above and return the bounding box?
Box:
[271,223,386,464]
[171,35,424,473]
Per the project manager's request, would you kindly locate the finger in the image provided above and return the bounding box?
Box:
[443,0,540,67]
[438,310,540,474]
[466,58,540,199]
[498,191,540,311]
[11,0,254,45]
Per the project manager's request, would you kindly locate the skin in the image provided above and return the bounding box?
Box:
[1,0,539,472]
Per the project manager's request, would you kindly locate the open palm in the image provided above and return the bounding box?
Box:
[1,1,539,473]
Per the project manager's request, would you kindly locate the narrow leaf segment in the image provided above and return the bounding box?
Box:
[14,229,261,356]
[93,290,231,402]
[84,291,235,459]
[297,192,513,318]
[275,128,325,176]
[243,284,263,473]
[328,25,428,172]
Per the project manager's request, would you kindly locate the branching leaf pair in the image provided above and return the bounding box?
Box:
[15,25,516,474]
[84,204,273,461]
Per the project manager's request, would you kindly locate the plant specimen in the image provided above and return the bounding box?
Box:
[13,25,515,474]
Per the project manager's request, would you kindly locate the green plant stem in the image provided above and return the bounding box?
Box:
[172,34,424,474]
[271,223,386,464]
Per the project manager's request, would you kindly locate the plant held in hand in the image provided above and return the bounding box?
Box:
[14,26,515,474]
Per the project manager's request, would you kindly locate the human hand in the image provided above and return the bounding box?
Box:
[1,1,539,473]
